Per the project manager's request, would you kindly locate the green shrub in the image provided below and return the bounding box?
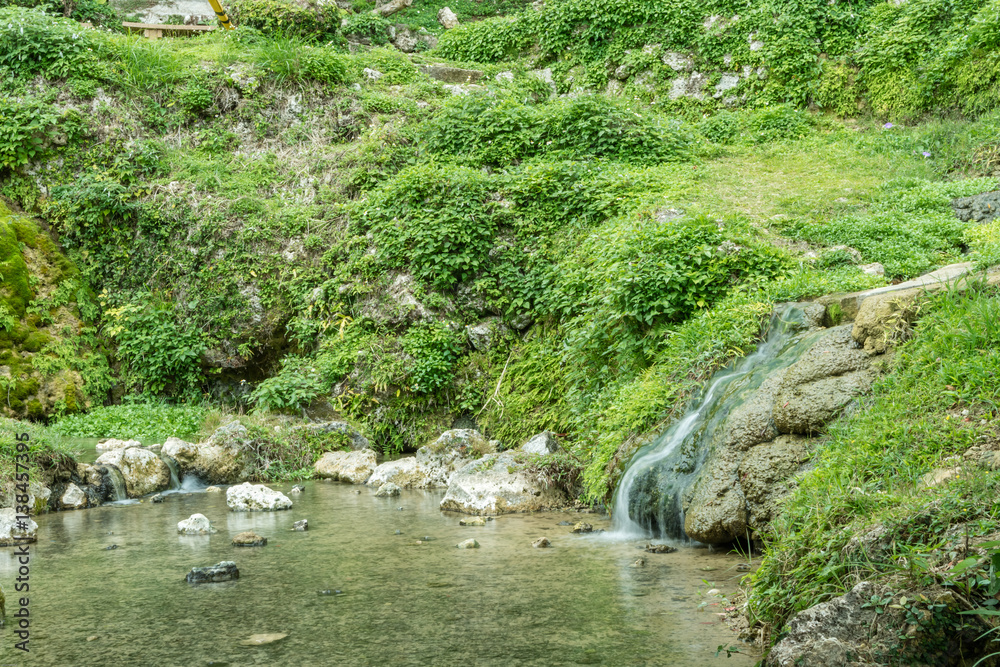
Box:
[0,97,61,169]
[402,321,464,394]
[228,0,340,41]
[251,356,325,412]
[698,105,815,146]
[342,11,391,45]
[425,93,699,166]
[102,294,207,398]
[352,163,500,288]
[0,7,96,78]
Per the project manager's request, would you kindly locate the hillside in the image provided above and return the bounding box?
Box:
[3,0,1000,661]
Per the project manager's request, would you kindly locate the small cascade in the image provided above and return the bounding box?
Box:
[104,465,129,502]
[161,454,182,491]
[610,304,824,539]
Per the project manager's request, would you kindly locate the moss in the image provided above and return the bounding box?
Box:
[26,400,44,420]
[0,221,32,317]
[22,331,51,353]
[63,383,79,414]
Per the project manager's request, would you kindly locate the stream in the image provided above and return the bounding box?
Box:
[0,482,755,666]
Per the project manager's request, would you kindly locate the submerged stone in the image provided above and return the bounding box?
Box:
[571,522,593,533]
[293,519,308,531]
[186,561,239,584]
[232,531,267,547]
[240,633,287,645]
[532,537,551,548]
[456,539,480,549]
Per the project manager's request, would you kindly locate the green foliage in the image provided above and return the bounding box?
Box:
[228,0,341,41]
[102,293,207,399]
[425,93,699,166]
[0,416,73,497]
[0,97,60,171]
[342,12,391,45]
[402,321,463,394]
[353,163,499,288]
[698,105,815,146]
[251,356,324,412]
[0,7,96,78]
[51,401,206,440]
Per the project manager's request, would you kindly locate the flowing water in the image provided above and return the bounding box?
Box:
[611,305,823,539]
[0,483,756,666]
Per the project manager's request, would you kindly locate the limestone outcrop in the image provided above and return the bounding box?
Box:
[440,452,570,515]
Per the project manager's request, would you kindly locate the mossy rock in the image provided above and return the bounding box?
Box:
[22,331,51,353]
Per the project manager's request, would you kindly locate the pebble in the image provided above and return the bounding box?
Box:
[105,544,119,550]
[644,543,676,554]
[456,539,480,549]
[706,588,723,597]
[293,519,308,531]
[736,563,752,572]
[631,558,645,567]
[151,494,164,504]
[86,636,98,642]
[394,529,402,535]
[571,522,593,533]
[532,537,551,548]
[290,485,305,494]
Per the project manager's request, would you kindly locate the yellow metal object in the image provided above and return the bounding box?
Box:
[207,0,234,29]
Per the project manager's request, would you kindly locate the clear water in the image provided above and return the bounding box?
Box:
[0,483,756,666]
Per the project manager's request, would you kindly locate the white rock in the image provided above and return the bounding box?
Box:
[177,513,216,534]
[521,431,560,455]
[375,482,402,497]
[0,507,37,545]
[60,483,87,510]
[363,67,384,81]
[95,447,170,497]
[226,482,293,512]
[860,262,885,276]
[314,450,377,484]
[437,6,459,29]
[96,438,142,453]
[440,452,570,515]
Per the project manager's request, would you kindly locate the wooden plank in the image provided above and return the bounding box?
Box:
[122,22,215,31]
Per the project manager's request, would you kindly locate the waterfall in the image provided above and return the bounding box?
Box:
[104,465,129,502]
[161,454,182,490]
[610,304,823,539]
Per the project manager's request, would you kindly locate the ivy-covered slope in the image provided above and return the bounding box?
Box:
[1,2,1000,505]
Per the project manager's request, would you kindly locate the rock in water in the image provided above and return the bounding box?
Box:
[645,543,677,554]
[186,561,239,584]
[226,482,293,511]
[313,450,377,484]
[459,516,486,526]
[96,438,141,453]
[177,513,216,534]
[94,447,171,497]
[456,539,480,549]
[374,482,401,497]
[151,494,165,503]
[0,508,37,546]
[205,486,223,493]
[232,531,267,547]
[572,522,593,533]
[293,519,308,531]
[290,485,305,494]
[59,482,88,510]
[439,451,570,515]
[532,537,551,548]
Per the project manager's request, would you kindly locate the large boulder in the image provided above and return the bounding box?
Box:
[415,429,494,487]
[772,326,878,434]
[94,447,170,497]
[162,422,251,484]
[313,450,377,484]
[367,457,426,488]
[0,480,50,514]
[440,452,570,515]
[226,483,293,511]
[0,507,37,545]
